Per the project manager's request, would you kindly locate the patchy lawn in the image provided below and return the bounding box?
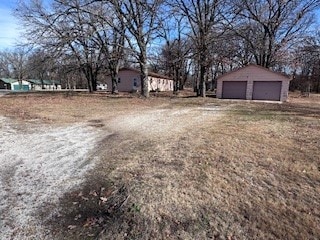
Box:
[0,91,319,239]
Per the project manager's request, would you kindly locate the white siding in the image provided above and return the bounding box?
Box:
[149,77,173,92]
[106,70,141,92]
[106,69,174,92]
[11,80,32,90]
[32,84,61,90]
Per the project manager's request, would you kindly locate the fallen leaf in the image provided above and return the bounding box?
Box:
[67,225,77,230]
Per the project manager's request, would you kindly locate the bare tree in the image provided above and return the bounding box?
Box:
[64,0,126,93]
[110,0,165,97]
[16,0,118,92]
[159,15,192,93]
[229,0,320,68]
[92,9,125,94]
[26,49,56,88]
[171,0,227,97]
[0,51,11,77]
[293,34,320,93]
[2,47,31,88]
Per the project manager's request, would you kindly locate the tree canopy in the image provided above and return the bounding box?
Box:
[4,0,318,94]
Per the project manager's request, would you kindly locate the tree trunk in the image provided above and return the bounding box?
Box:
[41,78,44,89]
[83,65,98,92]
[199,64,206,97]
[140,62,149,97]
[109,61,120,94]
[174,67,179,93]
[82,66,92,92]
[92,71,97,92]
[111,75,118,94]
[317,60,320,93]
[87,77,93,92]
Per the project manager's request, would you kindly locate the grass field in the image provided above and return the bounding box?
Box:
[0,91,319,239]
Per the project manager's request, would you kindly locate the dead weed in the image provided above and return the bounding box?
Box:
[1,92,319,239]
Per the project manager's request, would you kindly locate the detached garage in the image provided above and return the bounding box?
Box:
[216,65,291,102]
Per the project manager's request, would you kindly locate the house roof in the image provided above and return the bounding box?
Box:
[119,67,173,80]
[28,79,59,85]
[0,78,60,85]
[27,79,52,85]
[217,64,291,81]
[0,78,18,84]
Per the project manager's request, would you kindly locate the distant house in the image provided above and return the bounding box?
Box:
[0,78,31,91]
[97,82,107,90]
[28,79,62,90]
[0,78,14,90]
[105,67,174,92]
[0,78,62,91]
[216,65,291,102]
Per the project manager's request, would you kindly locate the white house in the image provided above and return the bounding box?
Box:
[105,67,174,92]
[0,78,32,91]
[28,79,62,90]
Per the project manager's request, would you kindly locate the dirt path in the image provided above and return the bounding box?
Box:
[0,117,106,239]
[109,104,223,137]
[1,94,319,239]
[0,103,224,239]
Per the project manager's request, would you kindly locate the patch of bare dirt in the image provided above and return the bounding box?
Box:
[0,92,319,239]
[0,116,107,239]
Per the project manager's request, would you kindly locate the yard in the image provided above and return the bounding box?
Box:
[0,91,319,239]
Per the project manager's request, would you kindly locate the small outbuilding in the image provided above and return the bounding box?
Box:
[0,78,31,91]
[105,67,174,92]
[216,65,291,102]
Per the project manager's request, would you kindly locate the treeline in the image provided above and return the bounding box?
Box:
[0,0,319,96]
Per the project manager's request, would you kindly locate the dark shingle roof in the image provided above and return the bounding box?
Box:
[0,78,18,84]
[28,79,58,85]
[1,78,60,85]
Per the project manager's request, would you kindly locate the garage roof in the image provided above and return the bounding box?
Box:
[217,64,291,81]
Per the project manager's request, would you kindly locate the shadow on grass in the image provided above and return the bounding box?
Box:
[44,176,220,239]
[41,173,130,239]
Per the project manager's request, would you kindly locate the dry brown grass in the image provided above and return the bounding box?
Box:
[0,91,319,239]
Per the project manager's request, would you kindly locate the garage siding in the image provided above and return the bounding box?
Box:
[216,65,291,101]
[222,81,247,99]
[252,81,282,101]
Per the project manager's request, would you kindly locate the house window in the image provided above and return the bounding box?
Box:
[158,79,160,84]
[118,78,121,83]
[133,78,137,87]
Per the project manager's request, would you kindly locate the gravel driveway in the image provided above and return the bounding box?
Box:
[0,117,104,239]
[0,104,223,239]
